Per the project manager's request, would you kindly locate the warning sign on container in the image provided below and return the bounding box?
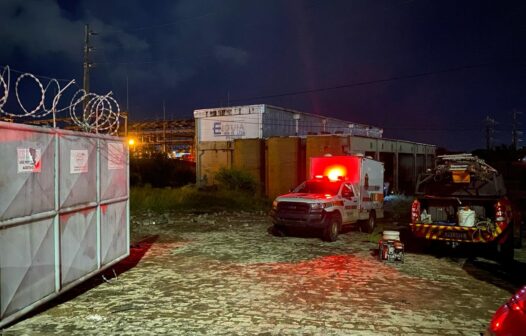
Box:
[108,143,125,170]
[70,149,89,174]
[17,148,41,173]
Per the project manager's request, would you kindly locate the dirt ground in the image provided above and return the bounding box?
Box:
[2,211,525,335]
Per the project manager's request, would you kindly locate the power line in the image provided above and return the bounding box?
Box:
[230,59,526,103]
[0,65,74,83]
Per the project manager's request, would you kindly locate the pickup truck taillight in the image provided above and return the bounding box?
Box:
[494,201,507,231]
[411,199,420,223]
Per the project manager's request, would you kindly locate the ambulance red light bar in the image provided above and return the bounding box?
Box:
[326,166,346,181]
[310,156,361,183]
[313,172,345,181]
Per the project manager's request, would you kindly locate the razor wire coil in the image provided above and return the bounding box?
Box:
[0,65,121,135]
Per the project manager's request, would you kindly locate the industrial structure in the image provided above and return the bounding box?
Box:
[125,119,194,159]
[18,103,437,196]
[194,104,437,197]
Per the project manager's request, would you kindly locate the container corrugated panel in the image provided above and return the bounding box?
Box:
[0,217,55,319]
[262,106,296,137]
[59,209,98,286]
[262,105,383,137]
[266,137,301,200]
[100,139,128,201]
[0,123,55,221]
[0,121,129,328]
[233,139,264,187]
[100,201,128,266]
[59,131,97,209]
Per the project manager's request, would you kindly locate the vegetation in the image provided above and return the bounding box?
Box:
[131,168,268,213]
[214,167,258,194]
[383,194,413,222]
[130,155,195,188]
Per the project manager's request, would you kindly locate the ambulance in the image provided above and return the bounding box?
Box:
[270,155,385,241]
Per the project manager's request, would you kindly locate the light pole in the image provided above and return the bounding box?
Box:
[348,123,354,135]
[293,113,301,136]
[120,112,128,137]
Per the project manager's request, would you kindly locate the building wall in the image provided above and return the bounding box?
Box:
[196,141,233,185]
[305,136,348,176]
[266,137,303,200]
[233,139,265,189]
[196,134,436,196]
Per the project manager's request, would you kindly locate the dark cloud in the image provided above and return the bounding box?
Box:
[1,0,526,150]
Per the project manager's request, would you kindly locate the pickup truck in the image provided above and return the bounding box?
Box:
[409,154,516,261]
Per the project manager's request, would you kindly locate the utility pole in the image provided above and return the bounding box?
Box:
[126,74,129,113]
[485,116,496,151]
[512,109,522,150]
[83,24,96,122]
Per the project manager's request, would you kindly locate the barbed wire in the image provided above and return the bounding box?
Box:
[0,65,121,135]
[69,90,120,134]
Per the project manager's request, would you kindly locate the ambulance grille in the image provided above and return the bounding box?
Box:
[277,202,311,216]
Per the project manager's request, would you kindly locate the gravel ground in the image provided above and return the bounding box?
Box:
[2,211,525,335]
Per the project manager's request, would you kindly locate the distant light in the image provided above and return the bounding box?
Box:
[128,138,135,146]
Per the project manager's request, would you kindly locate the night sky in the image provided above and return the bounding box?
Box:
[1,0,525,151]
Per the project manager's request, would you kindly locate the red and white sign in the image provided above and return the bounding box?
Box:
[70,149,89,174]
[17,148,41,173]
[108,143,125,170]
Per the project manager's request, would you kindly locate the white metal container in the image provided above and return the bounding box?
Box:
[193,104,383,142]
[458,208,475,227]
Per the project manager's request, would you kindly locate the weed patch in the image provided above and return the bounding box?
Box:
[131,185,270,213]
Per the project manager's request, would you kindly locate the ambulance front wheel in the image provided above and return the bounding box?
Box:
[323,214,341,242]
[362,211,376,233]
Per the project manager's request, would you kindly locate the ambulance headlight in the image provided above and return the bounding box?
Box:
[310,203,326,210]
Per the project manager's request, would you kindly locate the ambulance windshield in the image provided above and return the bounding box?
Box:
[293,180,342,196]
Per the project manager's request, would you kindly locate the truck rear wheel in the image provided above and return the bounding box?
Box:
[323,214,341,242]
[361,211,376,233]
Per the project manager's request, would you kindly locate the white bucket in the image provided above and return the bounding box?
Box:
[458,208,475,227]
[383,230,400,241]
